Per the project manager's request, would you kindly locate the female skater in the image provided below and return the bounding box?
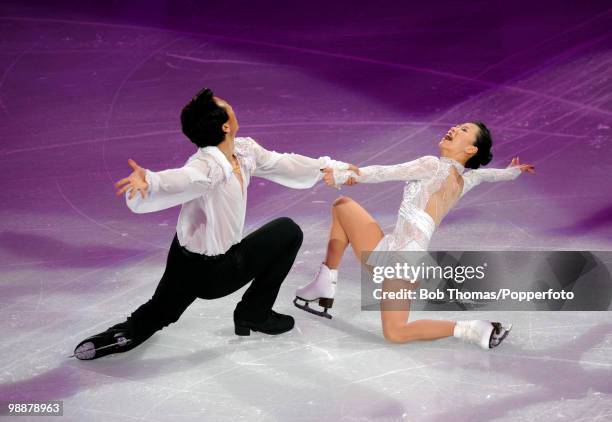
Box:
[294,121,535,349]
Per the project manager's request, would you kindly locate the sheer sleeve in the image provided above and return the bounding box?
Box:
[461,166,521,196]
[333,155,439,185]
[126,157,224,213]
[247,137,349,189]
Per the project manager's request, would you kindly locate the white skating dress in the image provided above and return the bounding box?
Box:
[334,156,521,267]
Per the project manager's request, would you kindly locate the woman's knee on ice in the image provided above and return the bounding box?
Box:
[382,321,405,343]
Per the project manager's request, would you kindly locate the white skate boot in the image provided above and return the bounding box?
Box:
[454,320,512,349]
[294,263,337,319]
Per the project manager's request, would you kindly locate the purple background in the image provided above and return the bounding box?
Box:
[1,1,611,421]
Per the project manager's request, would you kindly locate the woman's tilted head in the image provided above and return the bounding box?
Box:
[438,121,493,169]
[465,121,493,169]
[181,88,238,148]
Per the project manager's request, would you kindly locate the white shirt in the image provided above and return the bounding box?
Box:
[126,137,348,255]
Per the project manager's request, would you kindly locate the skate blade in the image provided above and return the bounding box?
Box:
[494,322,513,335]
[293,297,332,319]
[490,322,512,348]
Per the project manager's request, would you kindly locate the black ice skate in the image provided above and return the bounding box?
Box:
[70,326,134,360]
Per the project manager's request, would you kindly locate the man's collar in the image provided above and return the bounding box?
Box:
[200,146,233,180]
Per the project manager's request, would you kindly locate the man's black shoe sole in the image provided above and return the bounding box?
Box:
[234,319,294,336]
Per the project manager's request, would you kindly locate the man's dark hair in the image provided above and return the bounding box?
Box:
[465,121,493,169]
[180,88,229,148]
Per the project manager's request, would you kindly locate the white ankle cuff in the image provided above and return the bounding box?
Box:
[322,263,338,281]
[453,320,466,338]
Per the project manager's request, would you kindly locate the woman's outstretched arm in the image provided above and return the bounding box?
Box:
[461,156,535,195]
[325,155,439,187]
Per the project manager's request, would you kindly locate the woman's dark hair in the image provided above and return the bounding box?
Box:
[180,88,229,148]
[465,121,493,169]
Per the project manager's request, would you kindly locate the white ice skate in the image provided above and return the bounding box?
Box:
[294,263,337,319]
[454,320,512,349]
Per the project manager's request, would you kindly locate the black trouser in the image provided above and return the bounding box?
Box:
[113,217,303,348]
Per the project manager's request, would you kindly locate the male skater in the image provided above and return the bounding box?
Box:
[73,88,355,360]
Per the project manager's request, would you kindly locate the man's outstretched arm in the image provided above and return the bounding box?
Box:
[115,158,223,213]
[245,137,357,188]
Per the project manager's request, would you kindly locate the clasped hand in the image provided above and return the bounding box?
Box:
[321,164,360,188]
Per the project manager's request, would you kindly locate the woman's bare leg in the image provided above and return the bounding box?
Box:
[324,196,455,343]
[322,199,349,268]
[380,279,455,343]
[323,196,384,268]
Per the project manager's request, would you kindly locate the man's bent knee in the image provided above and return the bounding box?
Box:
[275,217,303,245]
